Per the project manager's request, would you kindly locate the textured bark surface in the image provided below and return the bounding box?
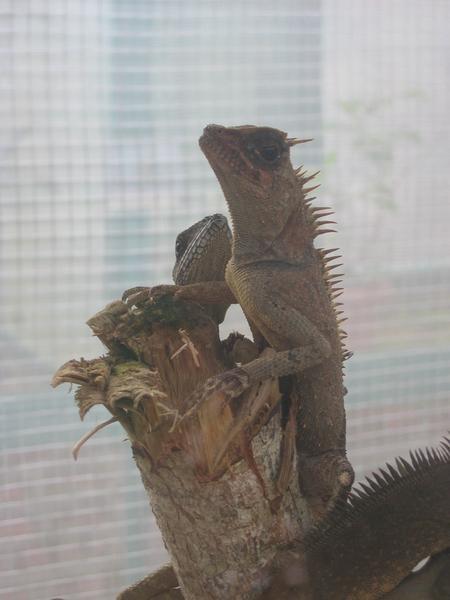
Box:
[53,296,306,600]
[137,415,304,600]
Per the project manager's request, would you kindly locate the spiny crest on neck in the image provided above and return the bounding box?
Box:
[295,165,351,362]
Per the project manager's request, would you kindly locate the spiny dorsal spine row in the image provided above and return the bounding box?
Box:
[295,166,350,360]
[306,435,450,551]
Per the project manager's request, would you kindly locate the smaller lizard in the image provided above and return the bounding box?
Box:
[123,213,233,325]
[171,213,232,324]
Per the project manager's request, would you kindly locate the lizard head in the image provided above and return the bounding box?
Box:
[199,124,312,262]
[172,214,232,323]
[199,124,293,195]
[172,213,231,286]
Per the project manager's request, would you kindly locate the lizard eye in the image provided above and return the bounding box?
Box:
[175,238,186,260]
[258,144,281,163]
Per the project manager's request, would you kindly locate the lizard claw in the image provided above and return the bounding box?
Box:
[122,285,181,307]
[150,284,181,299]
[180,367,250,425]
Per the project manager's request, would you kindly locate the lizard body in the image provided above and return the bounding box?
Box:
[184,124,354,521]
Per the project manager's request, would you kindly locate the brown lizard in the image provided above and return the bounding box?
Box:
[151,124,354,522]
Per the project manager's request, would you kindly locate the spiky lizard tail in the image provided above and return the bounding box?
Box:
[304,435,450,599]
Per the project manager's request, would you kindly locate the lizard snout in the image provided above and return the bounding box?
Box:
[203,123,226,136]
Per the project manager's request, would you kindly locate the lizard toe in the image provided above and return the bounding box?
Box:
[122,286,151,304]
[213,368,250,399]
[150,284,180,300]
[179,368,250,427]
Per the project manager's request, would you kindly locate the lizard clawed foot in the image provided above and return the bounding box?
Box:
[179,367,250,426]
[122,286,152,306]
[122,284,181,307]
[150,284,182,299]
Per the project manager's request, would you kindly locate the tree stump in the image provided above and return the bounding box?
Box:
[52,295,306,599]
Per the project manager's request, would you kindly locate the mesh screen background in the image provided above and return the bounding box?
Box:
[1,1,449,598]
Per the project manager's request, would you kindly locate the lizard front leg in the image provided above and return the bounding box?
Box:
[177,304,332,510]
[123,281,236,307]
[179,305,331,423]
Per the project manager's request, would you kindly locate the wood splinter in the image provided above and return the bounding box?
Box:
[71,416,119,460]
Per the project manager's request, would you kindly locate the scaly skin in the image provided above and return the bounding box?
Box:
[173,124,353,522]
[322,443,450,596]
[263,436,450,599]
[171,213,232,324]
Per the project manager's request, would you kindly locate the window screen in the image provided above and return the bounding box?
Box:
[1,1,449,598]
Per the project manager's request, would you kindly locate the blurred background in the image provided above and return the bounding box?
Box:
[1,1,449,598]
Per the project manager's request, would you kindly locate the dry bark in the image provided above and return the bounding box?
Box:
[53,296,307,599]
